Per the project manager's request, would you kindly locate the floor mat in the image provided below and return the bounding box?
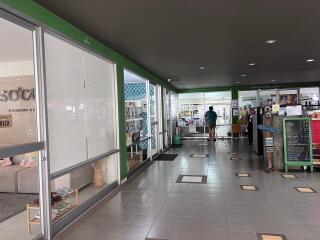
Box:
[0,193,37,223]
[154,154,178,161]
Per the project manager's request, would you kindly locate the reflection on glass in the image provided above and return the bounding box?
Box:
[50,155,118,223]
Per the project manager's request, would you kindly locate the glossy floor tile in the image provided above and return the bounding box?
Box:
[56,139,320,240]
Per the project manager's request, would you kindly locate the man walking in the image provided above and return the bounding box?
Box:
[205,106,217,141]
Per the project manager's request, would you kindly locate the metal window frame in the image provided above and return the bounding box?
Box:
[0,7,49,240]
[0,4,122,239]
[50,149,119,179]
[42,30,121,238]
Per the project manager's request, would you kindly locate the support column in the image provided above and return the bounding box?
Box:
[231,87,239,137]
[116,65,128,181]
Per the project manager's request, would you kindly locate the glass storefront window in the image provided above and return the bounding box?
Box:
[0,16,44,240]
[124,70,149,171]
[0,17,37,147]
[259,89,277,107]
[178,91,232,138]
[204,91,231,137]
[0,151,42,238]
[178,93,205,126]
[50,154,118,222]
[239,90,258,118]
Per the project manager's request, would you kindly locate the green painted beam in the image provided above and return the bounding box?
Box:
[116,65,128,180]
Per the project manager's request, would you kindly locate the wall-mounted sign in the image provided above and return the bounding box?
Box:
[265,137,274,147]
[0,115,12,128]
[232,108,239,116]
[231,100,239,108]
[286,105,302,116]
[0,87,35,102]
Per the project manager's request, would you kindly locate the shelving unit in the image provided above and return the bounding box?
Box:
[125,101,143,134]
[27,189,78,234]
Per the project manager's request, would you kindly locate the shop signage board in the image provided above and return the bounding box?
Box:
[283,117,313,172]
[312,120,320,144]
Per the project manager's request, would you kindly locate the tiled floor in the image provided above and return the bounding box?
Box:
[56,139,320,240]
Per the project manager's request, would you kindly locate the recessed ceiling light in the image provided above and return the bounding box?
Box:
[199,66,205,70]
[241,74,247,77]
[167,78,171,82]
[235,81,241,84]
[248,62,256,66]
[271,79,276,82]
[306,59,315,62]
[265,39,277,44]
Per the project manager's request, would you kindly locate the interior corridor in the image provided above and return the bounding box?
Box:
[57,140,320,240]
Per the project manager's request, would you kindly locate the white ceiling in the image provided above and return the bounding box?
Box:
[0,18,33,63]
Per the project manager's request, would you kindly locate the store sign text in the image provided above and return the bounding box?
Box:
[0,87,35,102]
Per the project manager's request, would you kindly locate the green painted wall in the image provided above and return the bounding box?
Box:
[0,0,176,180]
[116,65,127,180]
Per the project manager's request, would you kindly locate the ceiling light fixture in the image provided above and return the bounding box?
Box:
[265,39,277,44]
[241,74,247,77]
[235,81,241,84]
[248,62,256,66]
[199,66,205,70]
[306,59,315,62]
[167,78,171,82]
[271,79,276,82]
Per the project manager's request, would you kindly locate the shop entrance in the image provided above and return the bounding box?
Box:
[178,91,232,139]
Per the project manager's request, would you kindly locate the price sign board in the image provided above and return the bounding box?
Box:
[283,118,313,172]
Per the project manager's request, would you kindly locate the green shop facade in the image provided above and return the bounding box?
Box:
[0,1,319,240]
